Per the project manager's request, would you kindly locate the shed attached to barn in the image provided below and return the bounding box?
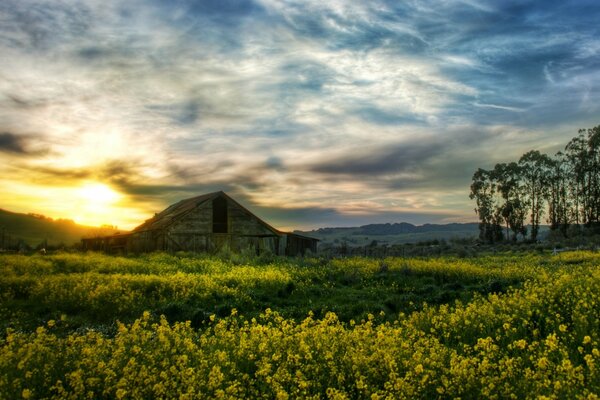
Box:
[82,191,318,256]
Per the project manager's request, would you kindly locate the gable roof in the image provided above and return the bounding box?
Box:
[132,191,283,235]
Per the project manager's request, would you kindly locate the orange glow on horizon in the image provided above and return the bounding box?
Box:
[0,179,152,230]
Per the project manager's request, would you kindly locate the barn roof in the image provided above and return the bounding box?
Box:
[132,191,287,236]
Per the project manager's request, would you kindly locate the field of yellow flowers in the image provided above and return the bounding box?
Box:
[1,251,599,398]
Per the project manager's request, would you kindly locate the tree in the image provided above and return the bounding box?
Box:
[519,150,552,241]
[585,126,600,225]
[547,152,571,236]
[492,162,528,241]
[565,133,588,226]
[470,124,600,242]
[470,168,503,243]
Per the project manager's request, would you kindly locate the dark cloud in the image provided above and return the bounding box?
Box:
[29,166,92,180]
[77,47,107,60]
[111,181,255,210]
[353,107,427,126]
[3,94,59,110]
[265,156,285,171]
[184,0,263,18]
[0,132,30,154]
[14,159,142,186]
[305,125,535,195]
[0,0,91,50]
[310,141,445,175]
[0,132,48,155]
[6,95,35,108]
[176,101,200,125]
[154,0,263,19]
[98,160,142,182]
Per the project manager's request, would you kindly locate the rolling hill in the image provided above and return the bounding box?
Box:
[296,222,481,247]
[0,208,121,248]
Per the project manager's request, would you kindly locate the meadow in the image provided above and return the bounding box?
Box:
[0,251,599,398]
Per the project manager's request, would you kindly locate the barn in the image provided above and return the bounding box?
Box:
[81,191,318,256]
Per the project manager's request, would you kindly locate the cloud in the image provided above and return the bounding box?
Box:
[0,132,49,155]
[1,0,600,229]
[473,103,525,112]
[309,140,444,176]
[0,132,31,154]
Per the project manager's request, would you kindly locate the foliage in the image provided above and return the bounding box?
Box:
[470,124,600,242]
[470,168,504,243]
[1,252,599,398]
[0,252,533,332]
[0,209,120,249]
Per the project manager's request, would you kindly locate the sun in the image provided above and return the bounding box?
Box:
[72,183,122,226]
[78,183,120,204]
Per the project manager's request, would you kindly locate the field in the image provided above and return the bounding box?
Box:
[0,251,599,399]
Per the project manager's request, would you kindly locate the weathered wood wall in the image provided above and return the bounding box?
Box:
[128,196,283,254]
[82,194,318,255]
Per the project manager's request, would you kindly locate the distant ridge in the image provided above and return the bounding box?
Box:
[312,222,480,235]
[0,208,121,248]
[296,222,480,247]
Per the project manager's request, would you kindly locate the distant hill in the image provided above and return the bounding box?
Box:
[0,208,121,248]
[296,222,480,247]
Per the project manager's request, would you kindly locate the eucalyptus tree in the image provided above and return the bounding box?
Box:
[565,133,588,225]
[492,162,528,241]
[519,150,552,241]
[585,126,600,225]
[470,168,503,243]
[470,124,600,241]
[547,152,571,236]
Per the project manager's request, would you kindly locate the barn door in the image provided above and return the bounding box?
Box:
[213,234,230,252]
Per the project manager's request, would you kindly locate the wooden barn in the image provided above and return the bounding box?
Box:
[81,191,318,256]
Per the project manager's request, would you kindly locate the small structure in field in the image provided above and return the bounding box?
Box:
[81,191,318,256]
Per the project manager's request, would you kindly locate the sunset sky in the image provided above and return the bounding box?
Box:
[1,0,599,230]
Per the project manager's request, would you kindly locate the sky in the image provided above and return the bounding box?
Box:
[1,0,599,230]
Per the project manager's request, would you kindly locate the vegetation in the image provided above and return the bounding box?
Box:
[1,251,599,398]
[0,252,527,332]
[0,209,120,249]
[470,125,600,243]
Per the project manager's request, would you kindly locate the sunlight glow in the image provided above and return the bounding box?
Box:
[78,183,120,205]
[72,183,123,227]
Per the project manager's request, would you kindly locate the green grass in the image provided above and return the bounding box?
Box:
[0,251,559,334]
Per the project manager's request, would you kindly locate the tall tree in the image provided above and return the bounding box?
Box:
[492,162,528,241]
[519,150,552,241]
[585,126,600,225]
[565,133,588,226]
[547,152,571,236]
[470,168,503,243]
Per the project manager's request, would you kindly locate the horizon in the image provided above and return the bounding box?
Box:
[1,202,480,233]
[1,1,600,230]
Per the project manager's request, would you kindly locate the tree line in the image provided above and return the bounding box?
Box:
[470,125,600,243]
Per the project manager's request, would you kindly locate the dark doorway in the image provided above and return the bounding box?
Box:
[212,196,228,233]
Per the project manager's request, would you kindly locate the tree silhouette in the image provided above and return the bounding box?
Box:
[470,124,600,241]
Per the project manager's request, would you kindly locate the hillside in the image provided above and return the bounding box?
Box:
[297,222,481,247]
[0,208,121,248]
